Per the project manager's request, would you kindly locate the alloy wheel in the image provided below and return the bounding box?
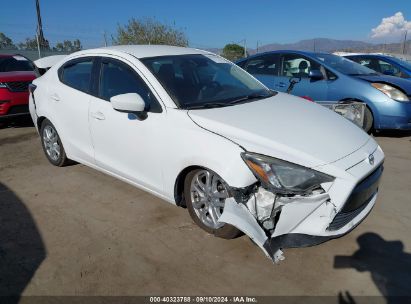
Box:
[190,170,229,229]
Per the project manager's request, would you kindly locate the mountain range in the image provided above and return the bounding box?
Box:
[208,38,411,55]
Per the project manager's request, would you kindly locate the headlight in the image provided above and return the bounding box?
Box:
[0,82,7,88]
[371,83,409,102]
[241,152,334,194]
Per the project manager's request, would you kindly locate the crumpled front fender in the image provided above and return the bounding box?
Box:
[218,198,278,261]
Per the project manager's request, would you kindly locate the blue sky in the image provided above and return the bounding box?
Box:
[1,0,411,48]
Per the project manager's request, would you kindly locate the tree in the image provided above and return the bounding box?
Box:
[222,44,246,61]
[18,37,50,51]
[114,17,188,46]
[53,39,82,52]
[0,32,16,49]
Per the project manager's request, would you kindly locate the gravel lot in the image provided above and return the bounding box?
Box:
[1,118,410,299]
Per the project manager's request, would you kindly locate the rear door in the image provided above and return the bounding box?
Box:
[51,57,96,164]
[277,53,328,100]
[243,54,280,90]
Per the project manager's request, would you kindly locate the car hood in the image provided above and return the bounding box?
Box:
[355,75,411,95]
[188,93,371,168]
[0,71,37,82]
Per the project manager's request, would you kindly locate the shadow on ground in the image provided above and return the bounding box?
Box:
[0,183,46,303]
[335,232,411,304]
[374,130,411,138]
[0,116,34,130]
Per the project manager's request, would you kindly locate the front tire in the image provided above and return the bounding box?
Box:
[40,119,70,166]
[184,169,241,239]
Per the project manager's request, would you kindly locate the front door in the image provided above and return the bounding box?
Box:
[89,57,165,193]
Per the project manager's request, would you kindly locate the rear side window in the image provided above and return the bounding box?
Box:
[236,60,248,69]
[60,58,94,93]
[0,56,36,72]
[99,59,162,113]
[245,54,280,76]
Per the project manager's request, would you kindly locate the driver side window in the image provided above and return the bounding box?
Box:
[281,54,319,78]
[99,59,162,113]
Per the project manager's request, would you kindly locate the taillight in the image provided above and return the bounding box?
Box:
[300,96,314,102]
[29,83,37,93]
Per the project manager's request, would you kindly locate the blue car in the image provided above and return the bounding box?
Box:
[344,54,411,79]
[237,50,411,131]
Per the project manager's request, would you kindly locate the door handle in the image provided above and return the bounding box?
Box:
[91,111,105,120]
[278,82,286,88]
[50,94,60,101]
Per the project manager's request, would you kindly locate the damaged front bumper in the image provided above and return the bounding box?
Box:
[218,161,383,264]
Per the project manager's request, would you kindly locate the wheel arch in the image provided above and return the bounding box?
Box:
[36,116,47,131]
[339,97,378,128]
[174,165,205,207]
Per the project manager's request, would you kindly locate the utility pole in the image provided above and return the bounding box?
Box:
[103,31,108,47]
[36,33,41,59]
[35,0,46,58]
[243,39,247,58]
[256,40,259,54]
[402,31,408,54]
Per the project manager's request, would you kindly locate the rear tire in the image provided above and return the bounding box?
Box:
[184,169,241,239]
[40,119,70,167]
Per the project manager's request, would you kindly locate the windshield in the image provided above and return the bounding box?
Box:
[390,57,411,71]
[314,53,378,76]
[0,56,36,72]
[141,54,274,109]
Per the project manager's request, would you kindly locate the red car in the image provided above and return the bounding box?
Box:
[0,54,38,123]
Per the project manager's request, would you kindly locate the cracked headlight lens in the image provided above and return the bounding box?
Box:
[241,152,334,194]
[371,83,409,102]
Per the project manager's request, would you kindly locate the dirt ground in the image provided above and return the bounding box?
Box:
[1,118,410,299]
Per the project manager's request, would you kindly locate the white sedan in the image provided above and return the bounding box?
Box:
[29,45,384,263]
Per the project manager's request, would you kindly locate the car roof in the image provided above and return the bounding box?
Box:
[71,45,212,59]
[344,54,391,59]
[0,54,21,58]
[236,50,329,62]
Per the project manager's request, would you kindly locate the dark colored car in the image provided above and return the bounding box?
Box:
[345,54,411,79]
[237,50,411,131]
[0,54,38,122]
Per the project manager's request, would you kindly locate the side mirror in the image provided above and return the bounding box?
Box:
[309,69,323,80]
[110,93,145,113]
[383,69,395,76]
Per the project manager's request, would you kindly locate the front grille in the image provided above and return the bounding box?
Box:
[8,105,29,114]
[342,165,383,212]
[327,165,383,231]
[327,193,374,231]
[6,81,31,92]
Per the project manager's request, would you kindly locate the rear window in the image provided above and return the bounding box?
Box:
[0,56,36,72]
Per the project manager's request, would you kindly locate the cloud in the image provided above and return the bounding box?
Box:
[371,12,411,39]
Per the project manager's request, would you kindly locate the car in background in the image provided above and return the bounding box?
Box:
[29,45,384,263]
[0,54,38,123]
[237,50,411,132]
[344,54,411,79]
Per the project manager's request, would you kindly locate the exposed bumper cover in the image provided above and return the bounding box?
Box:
[219,187,379,263]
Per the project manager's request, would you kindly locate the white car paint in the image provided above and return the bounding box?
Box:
[29,45,384,263]
[34,55,68,69]
[188,93,370,168]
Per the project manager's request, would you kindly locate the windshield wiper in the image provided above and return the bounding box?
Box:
[186,102,230,110]
[348,73,379,76]
[228,91,276,105]
[185,91,276,110]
